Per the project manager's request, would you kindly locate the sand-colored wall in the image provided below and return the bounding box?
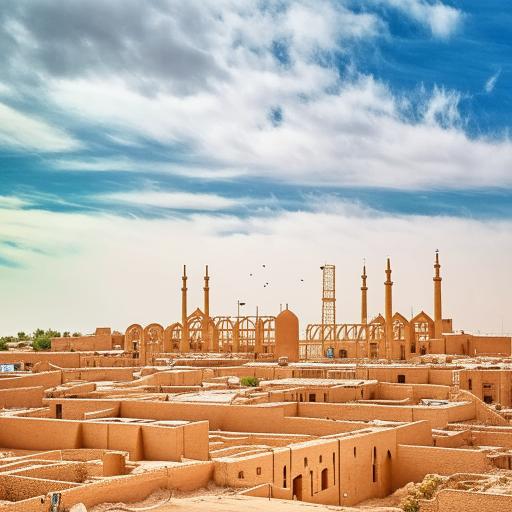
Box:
[0,475,78,502]
[0,352,81,368]
[421,488,512,512]
[0,417,209,462]
[0,386,43,408]
[51,334,113,352]
[62,367,134,383]
[0,371,62,390]
[394,445,491,488]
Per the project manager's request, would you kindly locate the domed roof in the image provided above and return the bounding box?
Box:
[277,308,298,320]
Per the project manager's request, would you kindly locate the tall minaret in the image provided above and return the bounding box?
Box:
[203,265,211,351]
[180,265,189,352]
[384,258,393,359]
[433,250,443,339]
[203,265,210,319]
[361,263,368,325]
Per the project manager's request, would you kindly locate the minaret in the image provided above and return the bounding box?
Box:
[361,263,368,325]
[180,265,189,352]
[203,265,211,351]
[203,265,210,319]
[384,258,393,359]
[433,250,443,339]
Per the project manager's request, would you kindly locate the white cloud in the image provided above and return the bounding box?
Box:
[0,205,511,336]
[0,102,80,152]
[53,157,245,179]
[422,86,461,128]
[485,69,501,93]
[0,196,30,209]
[101,190,242,211]
[380,0,462,39]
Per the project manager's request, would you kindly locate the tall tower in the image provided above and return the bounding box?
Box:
[203,265,211,351]
[384,258,393,359]
[321,264,336,343]
[433,250,443,338]
[180,265,189,353]
[361,263,368,325]
[203,265,210,319]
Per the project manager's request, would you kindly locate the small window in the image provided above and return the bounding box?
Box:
[309,393,316,402]
[353,447,357,457]
[256,467,262,475]
[56,404,62,419]
[323,393,327,402]
[319,455,322,463]
[283,466,287,488]
[484,395,493,404]
[238,471,244,479]
[397,374,406,384]
[468,378,472,391]
[304,457,308,467]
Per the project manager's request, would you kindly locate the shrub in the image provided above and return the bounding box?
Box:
[400,495,419,512]
[418,475,442,499]
[32,336,51,351]
[0,338,8,351]
[240,376,259,387]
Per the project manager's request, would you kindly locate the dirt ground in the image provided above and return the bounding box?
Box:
[89,488,402,512]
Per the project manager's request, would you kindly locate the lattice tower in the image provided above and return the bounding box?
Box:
[321,264,336,339]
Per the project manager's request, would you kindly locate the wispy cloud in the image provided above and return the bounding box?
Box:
[485,69,501,93]
[0,196,31,209]
[0,102,80,152]
[377,0,462,39]
[100,190,243,211]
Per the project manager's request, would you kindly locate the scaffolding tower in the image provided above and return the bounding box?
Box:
[320,264,336,343]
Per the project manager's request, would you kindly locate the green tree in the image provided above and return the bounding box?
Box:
[17,331,29,341]
[0,338,9,351]
[72,332,82,337]
[32,335,52,351]
[63,331,71,338]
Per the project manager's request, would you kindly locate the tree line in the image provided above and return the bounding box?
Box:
[0,329,82,351]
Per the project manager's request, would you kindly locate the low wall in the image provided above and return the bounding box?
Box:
[0,387,43,408]
[394,445,491,489]
[0,372,62,391]
[421,488,512,512]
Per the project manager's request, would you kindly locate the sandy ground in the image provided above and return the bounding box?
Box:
[89,488,402,512]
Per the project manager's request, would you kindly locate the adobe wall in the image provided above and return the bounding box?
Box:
[455,389,509,425]
[421,488,512,512]
[359,367,431,384]
[61,367,134,383]
[297,402,467,428]
[0,418,82,451]
[57,462,213,510]
[471,336,511,356]
[338,428,396,505]
[0,352,81,368]
[459,370,512,407]
[0,386,43,408]
[51,333,113,352]
[393,445,491,489]
[0,475,78,502]
[0,417,209,462]
[0,371,62,391]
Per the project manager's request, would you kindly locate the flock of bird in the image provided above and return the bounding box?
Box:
[249,264,304,288]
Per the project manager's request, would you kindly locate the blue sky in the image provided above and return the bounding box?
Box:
[0,0,511,334]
